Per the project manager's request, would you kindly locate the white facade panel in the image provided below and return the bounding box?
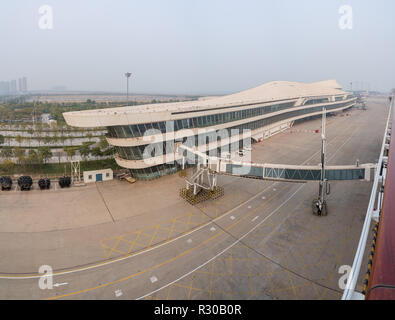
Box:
[83,169,113,183]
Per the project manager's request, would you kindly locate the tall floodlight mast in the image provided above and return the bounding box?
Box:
[125,72,132,103]
[320,108,327,205]
[312,107,330,216]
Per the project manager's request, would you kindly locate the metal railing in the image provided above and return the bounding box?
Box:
[342,96,393,300]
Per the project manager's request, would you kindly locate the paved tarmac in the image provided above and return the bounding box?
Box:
[0,97,389,299]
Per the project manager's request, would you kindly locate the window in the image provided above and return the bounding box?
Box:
[106,173,110,177]
[88,175,92,180]
[159,122,166,132]
[138,124,146,135]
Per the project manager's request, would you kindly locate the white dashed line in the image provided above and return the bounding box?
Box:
[150,276,158,283]
[230,216,235,220]
[137,184,305,300]
[1,182,280,280]
[252,216,259,222]
[210,227,216,232]
[115,289,123,297]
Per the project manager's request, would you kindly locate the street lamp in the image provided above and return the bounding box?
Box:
[125,72,132,103]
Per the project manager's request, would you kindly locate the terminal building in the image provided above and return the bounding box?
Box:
[63,80,356,180]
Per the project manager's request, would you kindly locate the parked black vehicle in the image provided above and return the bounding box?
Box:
[58,176,71,188]
[17,176,33,191]
[0,176,13,191]
[38,178,51,190]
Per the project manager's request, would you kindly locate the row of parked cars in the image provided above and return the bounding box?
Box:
[0,175,72,191]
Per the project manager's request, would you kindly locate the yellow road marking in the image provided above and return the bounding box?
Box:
[187,275,195,299]
[165,285,173,300]
[167,218,177,240]
[127,230,142,254]
[148,225,159,248]
[100,180,281,260]
[107,236,123,258]
[46,184,291,299]
[2,181,281,280]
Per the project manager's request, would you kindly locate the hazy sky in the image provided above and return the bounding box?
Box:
[1,0,394,94]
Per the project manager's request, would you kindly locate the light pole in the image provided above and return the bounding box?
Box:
[312,107,330,216]
[125,72,131,103]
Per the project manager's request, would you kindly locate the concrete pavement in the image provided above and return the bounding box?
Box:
[0,96,389,299]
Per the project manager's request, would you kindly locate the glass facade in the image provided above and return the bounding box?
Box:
[113,101,353,161]
[128,141,245,180]
[304,98,329,105]
[129,162,182,180]
[107,101,295,139]
[110,98,354,180]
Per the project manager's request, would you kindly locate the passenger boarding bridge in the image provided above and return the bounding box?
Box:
[177,142,375,212]
[178,144,374,183]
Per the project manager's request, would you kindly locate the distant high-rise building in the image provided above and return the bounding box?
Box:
[10,80,17,94]
[19,77,27,92]
[18,78,23,92]
[23,77,27,92]
[18,77,27,92]
[18,77,27,93]
[0,81,10,96]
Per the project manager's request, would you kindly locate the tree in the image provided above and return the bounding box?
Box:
[91,147,102,159]
[65,147,76,161]
[1,159,15,173]
[86,132,93,142]
[103,147,115,156]
[60,135,67,147]
[53,149,62,164]
[79,143,91,161]
[50,121,57,130]
[99,136,109,150]
[14,148,26,165]
[15,134,24,147]
[27,149,39,165]
[0,148,13,159]
[38,146,52,164]
[0,134,4,145]
[52,131,58,144]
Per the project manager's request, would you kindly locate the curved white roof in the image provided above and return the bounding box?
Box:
[63,80,347,127]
